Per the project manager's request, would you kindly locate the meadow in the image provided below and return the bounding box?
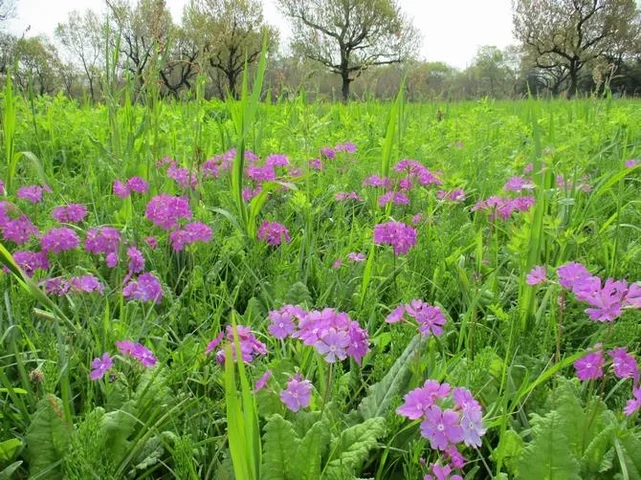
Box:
[1,70,641,479]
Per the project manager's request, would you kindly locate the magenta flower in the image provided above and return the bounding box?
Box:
[145,236,158,250]
[69,274,104,294]
[389,300,447,337]
[336,142,357,154]
[503,176,534,192]
[524,163,534,174]
[126,176,149,193]
[10,250,49,277]
[42,277,71,296]
[378,191,410,207]
[17,185,44,204]
[205,332,225,355]
[397,384,445,420]
[106,252,119,268]
[625,159,639,169]
[167,164,198,189]
[347,252,366,263]
[332,258,342,269]
[608,348,639,383]
[145,194,192,230]
[624,387,641,416]
[85,227,121,255]
[526,265,547,285]
[582,278,628,322]
[127,247,145,274]
[420,406,464,451]
[210,325,267,364]
[41,227,80,254]
[265,154,289,167]
[308,158,324,170]
[320,147,336,159]
[90,353,113,380]
[425,464,463,480]
[51,204,88,223]
[437,189,465,202]
[113,180,130,198]
[335,191,363,202]
[246,165,276,183]
[2,215,39,244]
[373,221,418,256]
[267,306,303,339]
[574,346,604,381]
[557,262,591,290]
[254,370,272,393]
[258,221,290,246]
[116,340,157,367]
[315,329,350,363]
[280,374,312,412]
[169,221,213,251]
[123,272,164,303]
[363,175,392,189]
[385,305,405,323]
[444,445,466,469]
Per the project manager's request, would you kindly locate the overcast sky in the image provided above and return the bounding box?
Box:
[7,0,516,69]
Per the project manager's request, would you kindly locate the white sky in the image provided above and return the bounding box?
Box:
[7,0,516,69]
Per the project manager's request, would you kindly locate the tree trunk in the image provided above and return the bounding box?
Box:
[568,61,579,98]
[228,70,237,99]
[341,73,352,102]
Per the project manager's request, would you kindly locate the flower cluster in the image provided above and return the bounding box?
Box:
[122,272,164,303]
[167,163,198,189]
[386,300,447,338]
[265,153,289,167]
[43,274,104,295]
[334,191,363,202]
[2,214,39,245]
[393,159,442,188]
[40,227,80,254]
[9,250,49,277]
[206,325,267,364]
[85,227,121,267]
[373,221,418,256]
[362,175,392,189]
[378,191,410,207]
[573,344,641,415]
[145,194,192,230]
[503,176,534,192]
[169,221,212,251]
[51,204,88,223]
[113,176,149,198]
[471,195,535,220]
[17,185,45,204]
[397,381,485,475]
[437,189,465,202]
[267,306,370,364]
[258,221,290,246]
[556,262,640,322]
[90,340,159,380]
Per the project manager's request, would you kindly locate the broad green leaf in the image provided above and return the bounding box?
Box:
[261,414,299,480]
[0,438,22,462]
[26,395,70,479]
[358,334,426,420]
[293,421,330,480]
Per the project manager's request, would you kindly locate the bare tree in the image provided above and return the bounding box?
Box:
[183,0,277,98]
[56,10,105,101]
[0,0,16,27]
[277,0,420,101]
[513,0,641,96]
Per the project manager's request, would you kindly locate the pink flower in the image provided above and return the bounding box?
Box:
[624,387,641,416]
[267,305,303,339]
[17,185,43,204]
[335,191,362,202]
[167,164,198,189]
[363,175,392,189]
[116,340,157,367]
[625,159,639,169]
[332,258,342,269]
[2,215,39,244]
[420,406,464,451]
[85,227,121,255]
[385,305,405,323]
[437,189,465,202]
[69,274,104,294]
[397,382,448,420]
[127,247,145,274]
[123,272,164,303]
[574,346,604,381]
[113,180,130,198]
[624,283,641,308]
[315,329,350,363]
[127,176,149,193]
[51,204,87,223]
[169,221,212,251]
[503,176,534,192]
[557,262,591,290]
[425,464,463,480]
[280,374,312,412]
[347,252,366,263]
[308,158,324,170]
[373,222,417,256]
[246,165,276,183]
[41,227,80,254]
[320,147,336,159]
[378,191,410,207]
[90,353,113,380]
[10,250,49,277]
[608,348,639,383]
[211,325,267,364]
[335,142,357,154]
[265,154,289,167]
[205,332,225,355]
[258,221,290,246]
[582,278,628,322]
[145,236,158,250]
[526,265,547,285]
[254,370,272,393]
[145,195,192,230]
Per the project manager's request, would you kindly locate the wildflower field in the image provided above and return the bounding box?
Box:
[2,75,641,479]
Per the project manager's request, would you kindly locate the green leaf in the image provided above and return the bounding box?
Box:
[26,395,70,479]
[261,415,300,480]
[615,432,641,479]
[492,430,525,475]
[323,417,386,479]
[517,411,581,480]
[0,461,22,480]
[581,413,616,475]
[100,407,137,466]
[284,281,312,307]
[358,334,426,420]
[0,438,22,462]
[293,421,330,480]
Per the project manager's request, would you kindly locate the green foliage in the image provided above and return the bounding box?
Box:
[26,395,70,479]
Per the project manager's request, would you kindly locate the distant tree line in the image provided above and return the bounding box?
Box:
[0,0,640,102]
